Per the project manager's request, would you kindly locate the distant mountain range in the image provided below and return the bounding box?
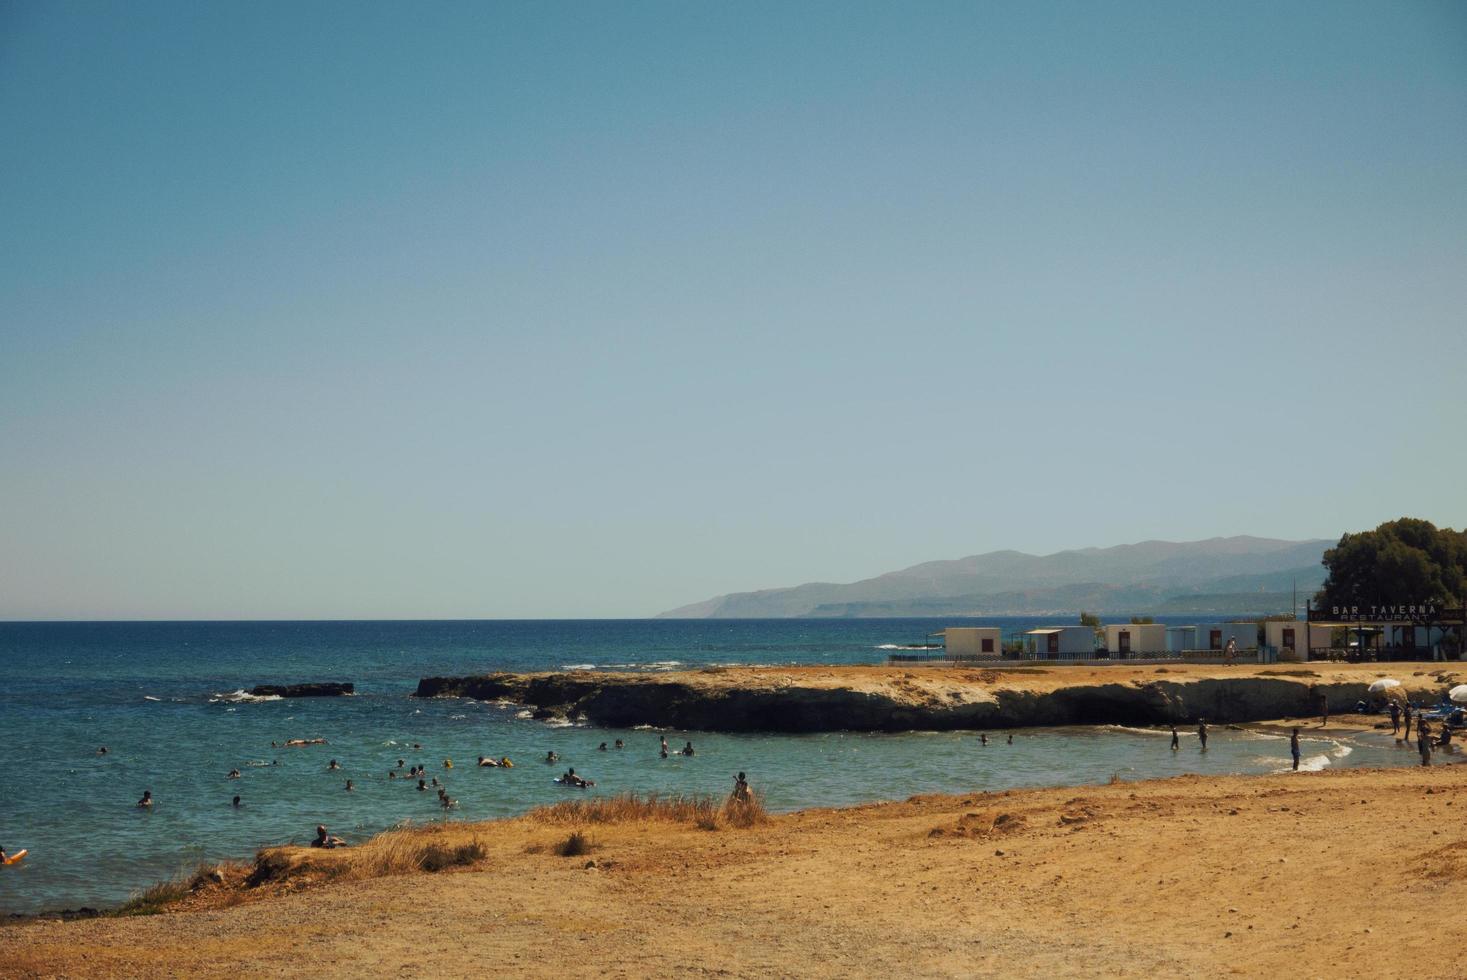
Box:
[657,536,1331,618]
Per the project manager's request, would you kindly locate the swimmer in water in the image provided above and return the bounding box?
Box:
[598,742,608,751]
[312,825,346,849]
[980,734,988,746]
[682,741,695,757]
[431,776,439,787]
[413,743,422,750]
[499,757,513,768]
[97,746,108,756]
[478,755,498,767]
[388,770,397,779]
[560,767,590,788]
[545,751,559,764]
[228,768,241,779]
[397,759,405,769]
[614,739,624,750]
[1007,734,1013,745]
[232,795,241,807]
[660,736,669,755]
[417,778,428,791]
[443,759,452,769]
[327,759,341,771]
[345,779,354,791]
[137,790,153,808]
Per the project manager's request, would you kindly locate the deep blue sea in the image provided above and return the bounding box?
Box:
[0,618,1413,914]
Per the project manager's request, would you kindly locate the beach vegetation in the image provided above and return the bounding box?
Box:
[554,830,594,857]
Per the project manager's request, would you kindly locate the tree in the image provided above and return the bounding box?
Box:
[1079,610,1103,642]
[1317,518,1467,617]
[1129,616,1154,624]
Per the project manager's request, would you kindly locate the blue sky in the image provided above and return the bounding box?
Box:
[2,1,1464,618]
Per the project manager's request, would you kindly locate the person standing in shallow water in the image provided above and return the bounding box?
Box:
[1389,701,1401,735]
[1197,720,1208,750]
[1170,727,1179,751]
[1290,728,1301,771]
[1419,722,1433,766]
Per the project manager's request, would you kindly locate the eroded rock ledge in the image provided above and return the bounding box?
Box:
[250,682,354,698]
[412,665,1457,733]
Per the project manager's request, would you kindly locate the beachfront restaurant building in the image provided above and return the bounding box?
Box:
[943,627,1002,660]
[1025,626,1096,658]
[1102,623,1168,657]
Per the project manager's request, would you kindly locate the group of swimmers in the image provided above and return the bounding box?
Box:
[977,733,1015,746]
[658,736,695,758]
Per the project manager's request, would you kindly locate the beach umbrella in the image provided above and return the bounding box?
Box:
[1368,679,1401,693]
[1448,685,1467,704]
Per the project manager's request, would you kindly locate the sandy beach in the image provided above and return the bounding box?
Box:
[5,759,1465,978]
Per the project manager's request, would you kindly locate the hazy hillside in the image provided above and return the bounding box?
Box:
[657,537,1330,618]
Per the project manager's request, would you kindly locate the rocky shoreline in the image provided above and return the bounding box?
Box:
[413,663,1463,732]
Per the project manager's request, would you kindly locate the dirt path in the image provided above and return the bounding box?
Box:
[5,763,1466,978]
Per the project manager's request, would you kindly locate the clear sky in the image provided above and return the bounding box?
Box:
[1,1,1464,619]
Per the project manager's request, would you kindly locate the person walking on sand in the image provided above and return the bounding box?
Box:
[1197,720,1208,750]
[1290,728,1301,771]
[1170,727,1180,751]
[1320,695,1329,728]
[980,733,989,746]
[1224,637,1237,665]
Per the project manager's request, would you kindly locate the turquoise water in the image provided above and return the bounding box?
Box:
[0,619,1414,914]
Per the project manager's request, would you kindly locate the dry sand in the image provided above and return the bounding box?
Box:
[5,762,1466,978]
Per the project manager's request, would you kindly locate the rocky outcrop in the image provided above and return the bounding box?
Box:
[412,668,1434,733]
[249,682,354,698]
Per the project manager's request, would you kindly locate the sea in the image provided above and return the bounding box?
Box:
[0,617,1415,915]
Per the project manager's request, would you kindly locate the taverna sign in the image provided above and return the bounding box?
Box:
[1313,603,1442,623]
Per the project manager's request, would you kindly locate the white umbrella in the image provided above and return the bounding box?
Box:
[1368,678,1401,693]
[1449,684,1467,704]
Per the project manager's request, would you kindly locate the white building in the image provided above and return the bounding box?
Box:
[1196,623,1257,652]
[1103,623,1168,657]
[1166,626,1198,652]
[944,627,1002,660]
[1025,626,1096,658]
[1263,621,1330,661]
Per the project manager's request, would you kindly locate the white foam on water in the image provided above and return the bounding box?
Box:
[449,714,467,720]
[1331,743,1353,759]
[876,644,937,651]
[1099,724,1175,737]
[541,717,574,728]
[562,664,596,671]
[516,709,533,720]
[143,695,162,702]
[209,689,283,704]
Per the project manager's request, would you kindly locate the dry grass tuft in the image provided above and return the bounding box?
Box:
[529,791,720,826]
[554,831,594,857]
[322,826,487,880]
[529,791,770,831]
[720,794,768,828]
[116,863,244,916]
